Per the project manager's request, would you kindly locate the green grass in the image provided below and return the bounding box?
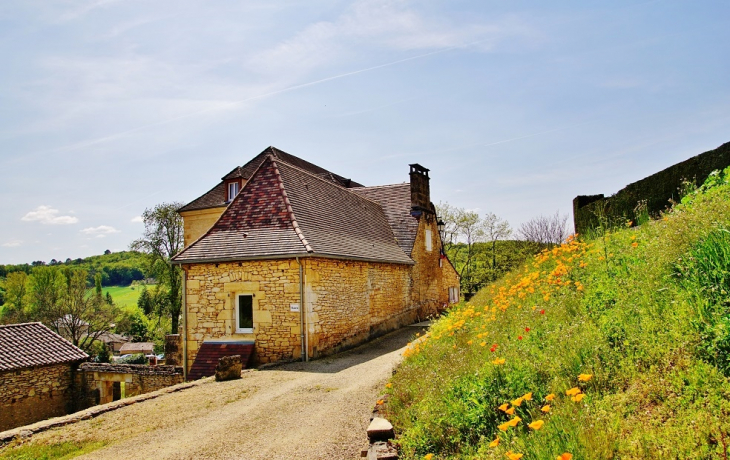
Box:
[102,284,154,310]
[0,441,107,460]
[386,169,730,459]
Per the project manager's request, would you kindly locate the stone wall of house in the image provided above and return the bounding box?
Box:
[180,207,226,248]
[184,260,303,368]
[304,258,413,358]
[76,364,183,408]
[410,215,461,312]
[0,363,77,431]
[184,257,424,367]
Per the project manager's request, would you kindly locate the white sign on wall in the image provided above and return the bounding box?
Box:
[290,303,300,312]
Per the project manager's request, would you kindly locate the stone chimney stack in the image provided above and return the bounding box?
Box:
[409,164,432,215]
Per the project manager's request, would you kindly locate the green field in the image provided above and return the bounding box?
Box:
[102,284,155,310]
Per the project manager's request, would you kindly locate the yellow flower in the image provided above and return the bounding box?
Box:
[498,403,510,412]
[505,406,515,415]
[522,392,533,401]
[541,404,551,413]
[492,358,506,365]
[631,242,639,248]
[565,387,581,396]
[498,422,511,432]
[528,420,545,430]
[467,340,473,345]
[376,399,384,405]
[424,454,434,460]
[505,452,524,460]
[578,373,593,382]
[557,454,573,460]
[489,437,500,448]
[572,393,586,402]
[385,383,392,389]
[511,397,523,407]
[545,393,556,401]
[507,416,522,427]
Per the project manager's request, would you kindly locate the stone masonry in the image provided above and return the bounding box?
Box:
[0,363,77,432]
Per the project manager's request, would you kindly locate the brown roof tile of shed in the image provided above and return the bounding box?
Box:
[0,322,88,371]
[350,183,419,256]
[179,146,362,213]
[119,342,154,354]
[173,156,413,265]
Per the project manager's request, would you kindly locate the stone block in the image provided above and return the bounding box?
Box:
[253,310,272,324]
[367,417,394,442]
[215,355,242,381]
[187,279,200,290]
[224,281,260,292]
[284,283,299,294]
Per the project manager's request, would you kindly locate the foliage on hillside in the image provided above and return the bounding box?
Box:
[386,168,730,459]
[0,251,147,291]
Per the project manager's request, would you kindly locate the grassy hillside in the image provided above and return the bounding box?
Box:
[386,169,730,459]
[102,284,154,311]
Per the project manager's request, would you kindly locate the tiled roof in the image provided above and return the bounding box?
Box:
[179,146,362,212]
[0,322,89,371]
[119,342,155,354]
[173,156,413,265]
[350,183,419,256]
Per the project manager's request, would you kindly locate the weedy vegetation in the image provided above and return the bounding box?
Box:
[386,167,730,459]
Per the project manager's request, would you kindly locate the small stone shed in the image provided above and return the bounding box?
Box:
[76,363,183,407]
[0,322,88,431]
[173,147,460,375]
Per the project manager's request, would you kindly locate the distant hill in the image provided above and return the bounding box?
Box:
[0,251,149,287]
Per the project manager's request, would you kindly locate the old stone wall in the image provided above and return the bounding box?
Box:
[574,141,730,234]
[410,215,460,313]
[304,258,412,358]
[0,363,77,431]
[76,364,183,408]
[184,260,303,368]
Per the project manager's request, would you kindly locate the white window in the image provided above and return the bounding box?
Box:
[425,228,432,252]
[235,294,254,333]
[228,182,239,202]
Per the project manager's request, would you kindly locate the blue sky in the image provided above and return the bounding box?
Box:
[0,0,728,264]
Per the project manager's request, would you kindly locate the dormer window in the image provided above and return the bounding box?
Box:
[227,181,240,202]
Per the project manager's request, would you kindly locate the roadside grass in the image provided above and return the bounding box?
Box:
[0,441,107,460]
[386,170,730,459]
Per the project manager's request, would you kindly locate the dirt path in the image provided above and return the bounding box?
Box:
[24,326,423,460]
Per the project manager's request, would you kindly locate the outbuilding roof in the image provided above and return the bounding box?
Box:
[173,156,414,265]
[119,342,155,354]
[0,322,89,371]
[178,146,363,213]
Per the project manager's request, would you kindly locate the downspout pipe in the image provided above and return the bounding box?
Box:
[296,257,307,362]
[181,266,188,381]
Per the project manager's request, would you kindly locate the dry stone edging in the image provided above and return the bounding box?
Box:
[362,394,399,459]
[0,375,214,446]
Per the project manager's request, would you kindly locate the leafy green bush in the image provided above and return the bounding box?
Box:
[116,353,147,365]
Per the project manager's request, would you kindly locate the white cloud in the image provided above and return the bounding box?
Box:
[2,240,23,248]
[21,206,79,225]
[130,215,143,223]
[80,225,120,238]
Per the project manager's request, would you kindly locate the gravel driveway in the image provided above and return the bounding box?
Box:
[25,325,423,460]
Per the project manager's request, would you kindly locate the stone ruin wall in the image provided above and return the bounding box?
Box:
[574,141,730,234]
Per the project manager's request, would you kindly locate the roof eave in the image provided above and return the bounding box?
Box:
[173,252,414,266]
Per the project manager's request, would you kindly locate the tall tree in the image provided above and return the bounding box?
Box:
[131,202,185,334]
[481,212,512,279]
[518,211,570,248]
[0,272,29,323]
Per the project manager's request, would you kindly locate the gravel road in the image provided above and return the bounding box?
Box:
[27,325,423,460]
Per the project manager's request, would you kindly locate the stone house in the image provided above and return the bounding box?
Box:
[0,322,88,431]
[173,147,459,376]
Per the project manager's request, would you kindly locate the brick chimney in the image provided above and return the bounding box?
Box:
[409,164,432,215]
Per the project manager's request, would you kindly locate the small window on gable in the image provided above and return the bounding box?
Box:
[227,181,240,202]
[236,294,253,333]
[425,228,432,252]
